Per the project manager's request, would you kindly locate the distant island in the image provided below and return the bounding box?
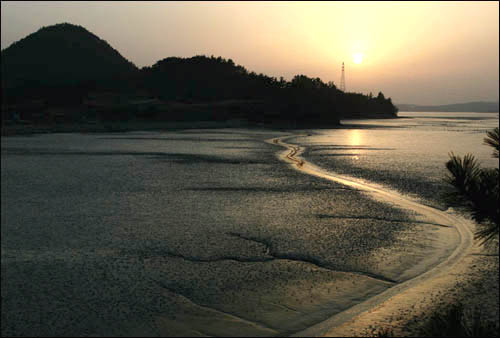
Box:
[1,23,398,135]
[396,101,499,113]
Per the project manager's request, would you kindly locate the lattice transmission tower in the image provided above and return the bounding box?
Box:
[339,62,346,92]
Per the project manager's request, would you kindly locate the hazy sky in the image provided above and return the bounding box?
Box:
[1,1,499,105]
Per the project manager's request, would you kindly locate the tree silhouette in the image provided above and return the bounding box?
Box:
[139,55,397,124]
[444,127,499,244]
[483,127,499,159]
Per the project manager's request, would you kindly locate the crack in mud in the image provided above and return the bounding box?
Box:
[125,232,397,285]
[183,186,359,192]
[266,302,302,314]
[124,247,274,264]
[151,279,280,334]
[227,232,397,284]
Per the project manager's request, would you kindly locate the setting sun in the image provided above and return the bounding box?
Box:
[353,52,364,64]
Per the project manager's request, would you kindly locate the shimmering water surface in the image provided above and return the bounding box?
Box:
[298,112,499,208]
[1,112,495,336]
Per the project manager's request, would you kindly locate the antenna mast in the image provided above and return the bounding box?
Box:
[340,62,346,92]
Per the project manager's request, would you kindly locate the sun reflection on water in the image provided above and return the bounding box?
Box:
[348,130,363,146]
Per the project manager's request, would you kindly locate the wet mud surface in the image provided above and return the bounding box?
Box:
[2,129,454,336]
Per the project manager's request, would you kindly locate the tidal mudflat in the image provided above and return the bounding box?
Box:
[1,128,462,336]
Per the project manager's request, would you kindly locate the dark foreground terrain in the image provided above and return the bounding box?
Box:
[1,129,448,336]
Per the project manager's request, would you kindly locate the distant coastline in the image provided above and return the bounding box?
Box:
[396,101,499,113]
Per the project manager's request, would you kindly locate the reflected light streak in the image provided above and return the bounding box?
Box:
[348,130,363,146]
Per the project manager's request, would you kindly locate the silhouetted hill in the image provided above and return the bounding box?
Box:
[140,55,397,124]
[396,101,499,113]
[141,56,274,101]
[1,23,397,128]
[1,23,137,90]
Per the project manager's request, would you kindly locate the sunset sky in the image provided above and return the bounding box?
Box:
[1,1,498,105]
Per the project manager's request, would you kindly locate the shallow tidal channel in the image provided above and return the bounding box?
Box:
[1,129,454,336]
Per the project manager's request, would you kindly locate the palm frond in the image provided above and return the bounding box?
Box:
[474,222,499,245]
[483,127,499,158]
[444,153,499,244]
[444,152,481,197]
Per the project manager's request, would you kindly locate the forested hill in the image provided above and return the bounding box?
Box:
[2,23,398,126]
[139,55,398,124]
[1,23,138,89]
[141,56,278,101]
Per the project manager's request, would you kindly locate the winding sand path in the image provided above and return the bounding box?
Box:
[267,135,475,337]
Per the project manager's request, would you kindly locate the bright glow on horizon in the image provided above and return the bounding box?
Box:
[1,1,498,105]
[353,53,364,64]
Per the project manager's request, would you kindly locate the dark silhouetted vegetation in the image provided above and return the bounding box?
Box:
[1,23,137,90]
[484,127,499,158]
[368,327,394,337]
[140,56,397,125]
[2,23,398,128]
[420,302,499,337]
[371,302,498,337]
[444,127,499,244]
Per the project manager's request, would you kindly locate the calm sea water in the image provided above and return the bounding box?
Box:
[1,112,496,336]
[298,111,499,208]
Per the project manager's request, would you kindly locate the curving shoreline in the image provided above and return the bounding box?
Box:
[267,135,475,337]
